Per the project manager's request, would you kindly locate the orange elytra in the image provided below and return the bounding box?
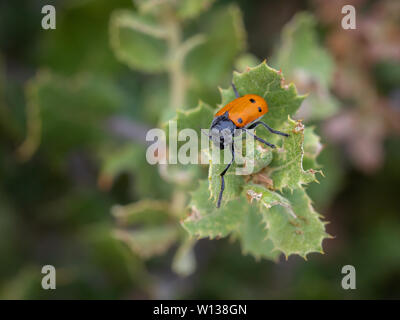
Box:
[214,94,268,128]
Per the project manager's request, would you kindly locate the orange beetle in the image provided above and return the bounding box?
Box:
[209,83,289,208]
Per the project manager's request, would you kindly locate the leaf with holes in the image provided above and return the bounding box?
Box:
[267,118,320,191]
[182,181,280,261]
[235,204,280,261]
[182,180,247,239]
[245,184,330,259]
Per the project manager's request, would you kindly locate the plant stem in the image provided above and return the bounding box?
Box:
[164,9,185,110]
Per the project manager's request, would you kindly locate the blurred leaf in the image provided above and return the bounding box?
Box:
[99,143,171,199]
[0,195,20,279]
[171,237,196,277]
[0,54,21,143]
[110,10,168,73]
[38,0,130,75]
[373,60,400,95]
[275,12,333,88]
[185,5,246,86]
[166,100,215,139]
[133,0,214,20]
[18,70,125,161]
[81,223,148,290]
[234,53,260,73]
[303,126,323,169]
[0,266,42,300]
[306,145,344,209]
[161,101,215,188]
[114,225,179,259]
[177,0,216,20]
[112,199,183,265]
[273,12,339,120]
[112,199,172,226]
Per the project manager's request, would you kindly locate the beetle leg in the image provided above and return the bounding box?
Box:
[242,129,276,148]
[247,121,289,137]
[231,82,240,98]
[217,143,235,208]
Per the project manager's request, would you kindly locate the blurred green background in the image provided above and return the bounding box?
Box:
[0,0,399,299]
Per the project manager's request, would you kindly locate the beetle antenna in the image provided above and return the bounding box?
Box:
[201,129,211,139]
[231,82,240,98]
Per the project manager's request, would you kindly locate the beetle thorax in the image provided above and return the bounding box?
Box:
[209,112,236,149]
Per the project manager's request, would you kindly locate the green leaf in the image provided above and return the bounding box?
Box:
[37,0,126,75]
[208,148,244,205]
[303,126,323,170]
[171,101,215,138]
[245,184,329,259]
[185,5,246,86]
[177,0,216,20]
[207,60,303,205]
[182,180,247,239]
[18,70,124,161]
[171,237,196,277]
[161,101,215,187]
[183,181,278,260]
[133,0,215,20]
[109,10,168,73]
[112,198,179,259]
[241,143,274,175]
[218,61,304,144]
[163,100,214,152]
[273,12,339,120]
[306,145,344,209]
[182,61,328,260]
[206,140,273,205]
[267,118,319,191]
[112,198,198,274]
[114,225,179,259]
[112,199,173,226]
[98,143,171,199]
[235,204,280,261]
[234,53,260,73]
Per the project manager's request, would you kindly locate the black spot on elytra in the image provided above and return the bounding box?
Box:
[249,98,256,103]
[258,107,262,112]
[238,118,243,124]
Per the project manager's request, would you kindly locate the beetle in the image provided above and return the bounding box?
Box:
[208,83,289,208]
